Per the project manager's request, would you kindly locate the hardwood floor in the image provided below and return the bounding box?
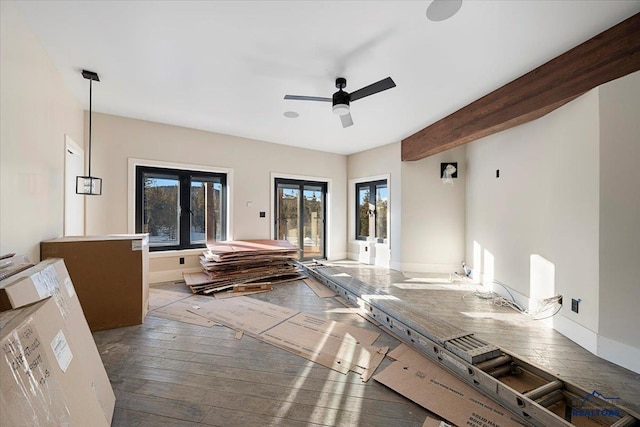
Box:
[322,261,640,414]
[94,279,434,426]
[93,262,640,426]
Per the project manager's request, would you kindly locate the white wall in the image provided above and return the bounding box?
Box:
[0,3,84,262]
[466,90,601,336]
[598,71,640,354]
[347,142,467,273]
[347,142,402,267]
[400,145,466,273]
[84,113,347,281]
[465,76,640,373]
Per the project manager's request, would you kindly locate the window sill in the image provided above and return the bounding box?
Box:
[149,248,204,259]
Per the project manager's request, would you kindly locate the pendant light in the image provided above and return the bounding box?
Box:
[76,69,102,195]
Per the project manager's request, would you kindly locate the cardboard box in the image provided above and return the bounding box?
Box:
[374,344,528,427]
[0,298,109,426]
[0,254,33,281]
[0,259,116,424]
[233,282,272,293]
[40,234,149,331]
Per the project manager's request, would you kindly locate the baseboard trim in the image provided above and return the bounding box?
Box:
[347,252,358,261]
[397,263,460,274]
[327,252,347,261]
[597,335,640,374]
[554,314,598,354]
[149,267,201,284]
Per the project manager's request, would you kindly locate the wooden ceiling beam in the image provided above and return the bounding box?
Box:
[401,13,640,161]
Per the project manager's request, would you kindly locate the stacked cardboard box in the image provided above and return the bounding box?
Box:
[185,240,303,294]
[0,253,33,281]
[0,259,115,426]
[40,234,149,331]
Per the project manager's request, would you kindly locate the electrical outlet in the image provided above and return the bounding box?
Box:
[179,257,185,265]
[558,296,563,306]
[571,298,579,313]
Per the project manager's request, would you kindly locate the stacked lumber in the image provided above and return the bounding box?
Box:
[184,240,303,294]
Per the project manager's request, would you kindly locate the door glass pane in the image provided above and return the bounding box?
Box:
[143,174,179,247]
[276,184,300,257]
[191,179,223,244]
[358,186,370,238]
[303,185,323,259]
[375,183,388,241]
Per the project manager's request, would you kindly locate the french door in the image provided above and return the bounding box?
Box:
[275,178,327,260]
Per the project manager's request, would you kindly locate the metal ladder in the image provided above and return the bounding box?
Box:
[298,261,639,427]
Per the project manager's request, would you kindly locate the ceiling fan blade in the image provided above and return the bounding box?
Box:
[350,77,396,102]
[284,95,332,102]
[340,112,354,128]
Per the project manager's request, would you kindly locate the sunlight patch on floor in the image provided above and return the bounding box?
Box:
[461,311,524,322]
[393,282,481,291]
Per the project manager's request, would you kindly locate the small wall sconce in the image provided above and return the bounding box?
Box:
[76,69,102,195]
[441,162,458,185]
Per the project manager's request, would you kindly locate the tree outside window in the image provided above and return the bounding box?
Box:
[136,166,226,251]
[356,180,387,242]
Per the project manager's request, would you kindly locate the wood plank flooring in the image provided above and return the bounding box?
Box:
[93,262,640,426]
[323,261,640,414]
[93,279,434,426]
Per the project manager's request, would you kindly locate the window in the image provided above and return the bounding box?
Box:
[356,179,387,241]
[135,166,226,251]
[275,178,327,260]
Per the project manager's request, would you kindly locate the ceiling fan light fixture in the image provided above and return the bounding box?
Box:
[333,103,350,116]
[283,76,395,128]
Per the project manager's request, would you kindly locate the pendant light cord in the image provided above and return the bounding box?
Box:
[88,78,92,178]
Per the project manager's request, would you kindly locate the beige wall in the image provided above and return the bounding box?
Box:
[347,141,466,272]
[84,113,347,280]
[0,3,84,262]
[466,90,601,334]
[400,146,466,272]
[598,71,640,353]
[465,75,640,372]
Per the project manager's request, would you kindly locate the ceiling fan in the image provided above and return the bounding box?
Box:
[284,77,396,128]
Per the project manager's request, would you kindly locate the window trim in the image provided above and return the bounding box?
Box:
[128,158,233,250]
[355,179,388,242]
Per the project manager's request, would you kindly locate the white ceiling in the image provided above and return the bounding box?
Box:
[13,1,640,155]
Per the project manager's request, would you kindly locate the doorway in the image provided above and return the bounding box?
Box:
[64,135,85,236]
[274,178,326,260]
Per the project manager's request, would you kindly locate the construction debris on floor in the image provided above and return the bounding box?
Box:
[302,276,337,298]
[184,240,304,294]
[374,344,526,427]
[147,286,387,382]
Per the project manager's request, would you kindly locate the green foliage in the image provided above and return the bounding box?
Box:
[359,190,370,237]
[143,179,178,239]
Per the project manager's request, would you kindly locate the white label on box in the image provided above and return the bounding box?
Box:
[31,272,50,298]
[132,240,142,251]
[63,277,75,298]
[50,330,73,373]
[41,265,59,288]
